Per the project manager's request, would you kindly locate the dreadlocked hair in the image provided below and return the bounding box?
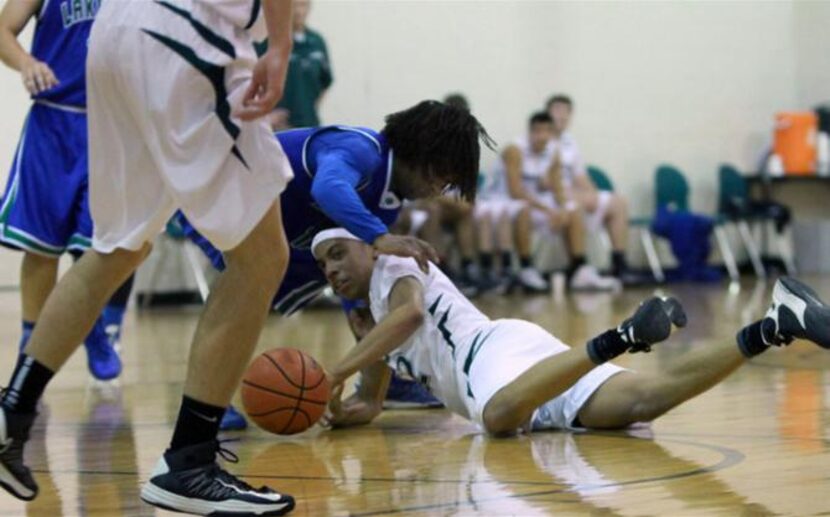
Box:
[382,100,495,203]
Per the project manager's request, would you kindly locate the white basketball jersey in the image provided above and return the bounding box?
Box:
[488,135,556,198]
[549,132,587,188]
[369,255,493,419]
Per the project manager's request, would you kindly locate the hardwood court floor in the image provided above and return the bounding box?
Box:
[2,276,830,516]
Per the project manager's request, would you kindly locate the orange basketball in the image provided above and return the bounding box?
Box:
[241,348,330,435]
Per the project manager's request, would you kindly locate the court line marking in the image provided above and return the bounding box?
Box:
[30,433,745,514]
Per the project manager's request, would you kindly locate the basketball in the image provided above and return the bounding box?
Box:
[241,348,331,435]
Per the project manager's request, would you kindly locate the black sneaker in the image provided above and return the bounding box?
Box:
[619,296,687,353]
[0,405,38,501]
[140,440,295,516]
[762,277,830,348]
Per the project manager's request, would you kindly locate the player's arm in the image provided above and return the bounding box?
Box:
[328,277,425,386]
[237,0,293,120]
[545,150,568,207]
[322,306,390,428]
[324,361,390,429]
[311,148,438,272]
[504,145,552,213]
[0,0,58,94]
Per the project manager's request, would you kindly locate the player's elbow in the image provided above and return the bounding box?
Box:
[404,303,426,329]
[310,177,330,205]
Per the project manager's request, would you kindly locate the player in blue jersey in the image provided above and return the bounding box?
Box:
[0,0,132,381]
[179,100,495,429]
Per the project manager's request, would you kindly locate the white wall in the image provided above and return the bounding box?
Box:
[794,0,830,108]
[0,0,825,284]
[312,0,803,215]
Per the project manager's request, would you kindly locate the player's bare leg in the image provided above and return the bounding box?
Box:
[20,252,58,325]
[482,297,686,435]
[24,246,149,370]
[579,277,830,429]
[182,200,289,407]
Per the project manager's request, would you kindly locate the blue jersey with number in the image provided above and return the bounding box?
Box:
[179,125,403,313]
[275,125,402,250]
[30,0,100,107]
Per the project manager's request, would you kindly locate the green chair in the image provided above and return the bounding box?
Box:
[654,164,739,282]
[587,165,615,192]
[718,164,795,276]
[587,165,665,283]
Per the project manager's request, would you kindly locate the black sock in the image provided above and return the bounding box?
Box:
[169,395,226,451]
[611,252,627,275]
[109,274,135,308]
[519,256,532,269]
[736,320,771,358]
[2,354,54,414]
[501,252,512,270]
[480,253,493,271]
[586,328,631,364]
[568,255,587,277]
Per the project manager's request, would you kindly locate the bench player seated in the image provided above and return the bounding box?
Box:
[312,228,830,435]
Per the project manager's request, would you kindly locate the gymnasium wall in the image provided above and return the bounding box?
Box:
[0,1,826,285]
[311,0,808,215]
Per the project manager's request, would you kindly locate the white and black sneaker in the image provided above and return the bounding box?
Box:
[140,440,295,516]
[762,277,830,348]
[0,404,38,501]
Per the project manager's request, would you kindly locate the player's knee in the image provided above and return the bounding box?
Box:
[23,252,59,268]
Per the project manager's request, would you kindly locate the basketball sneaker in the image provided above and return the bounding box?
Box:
[517,267,549,293]
[383,375,444,409]
[761,277,830,348]
[618,296,687,352]
[219,405,248,431]
[140,440,295,516]
[570,265,621,292]
[0,405,38,501]
[84,319,122,381]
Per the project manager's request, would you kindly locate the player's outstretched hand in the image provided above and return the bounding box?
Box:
[373,234,439,274]
[20,57,58,95]
[320,386,380,429]
[236,48,289,121]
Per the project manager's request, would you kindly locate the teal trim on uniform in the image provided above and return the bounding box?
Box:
[463,328,495,398]
[67,234,92,250]
[0,175,19,228]
[436,306,456,357]
[427,295,443,315]
[142,30,240,141]
[1,225,64,257]
[245,0,261,30]
[231,145,249,169]
[155,0,236,59]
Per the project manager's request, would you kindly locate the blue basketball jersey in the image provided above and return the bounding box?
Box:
[30,0,101,107]
[276,126,402,250]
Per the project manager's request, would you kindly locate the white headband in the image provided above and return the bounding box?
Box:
[311,228,362,259]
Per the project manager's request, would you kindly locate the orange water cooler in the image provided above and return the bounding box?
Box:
[774,112,817,175]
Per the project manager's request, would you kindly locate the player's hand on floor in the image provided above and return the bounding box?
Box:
[373,234,439,273]
[322,394,380,430]
[236,48,289,121]
[21,58,58,95]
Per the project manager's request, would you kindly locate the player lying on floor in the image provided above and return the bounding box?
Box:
[311,228,830,435]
